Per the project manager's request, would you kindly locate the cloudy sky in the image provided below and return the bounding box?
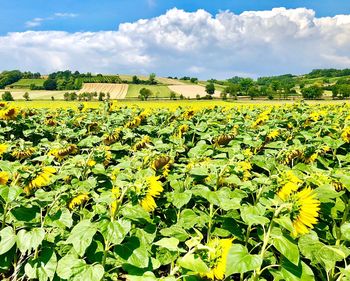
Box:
[1,0,350,78]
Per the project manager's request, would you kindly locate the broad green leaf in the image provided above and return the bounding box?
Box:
[178,254,210,274]
[114,236,149,268]
[341,222,350,241]
[24,248,57,281]
[71,264,104,281]
[160,225,189,241]
[154,237,180,252]
[170,190,192,209]
[0,227,16,255]
[66,220,97,256]
[240,205,269,226]
[98,219,131,245]
[17,228,45,253]
[271,228,299,265]
[226,244,262,275]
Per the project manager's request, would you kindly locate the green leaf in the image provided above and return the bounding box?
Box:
[71,264,104,281]
[275,258,315,281]
[341,222,350,241]
[17,228,45,253]
[24,248,57,281]
[126,272,159,281]
[66,220,97,256]
[170,190,192,209]
[114,236,149,268]
[160,225,189,242]
[154,238,180,252]
[226,244,262,275]
[271,228,299,265]
[0,227,16,255]
[178,254,210,274]
[99,219,131,245]
[240,205,269,226]
[57,253,86,280]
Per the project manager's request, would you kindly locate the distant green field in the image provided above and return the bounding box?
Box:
[126,85,172,98]
[8,79,45,89]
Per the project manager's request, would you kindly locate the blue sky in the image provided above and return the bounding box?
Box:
[1,0,350,34]
[1,1,350,78]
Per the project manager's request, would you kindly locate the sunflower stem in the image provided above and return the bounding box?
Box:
[1,202,8,230]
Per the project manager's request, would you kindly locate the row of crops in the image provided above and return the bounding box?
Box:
[0,101,349,280]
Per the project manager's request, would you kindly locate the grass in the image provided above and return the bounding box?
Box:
[8,79,45,89]
[126,85,172,98]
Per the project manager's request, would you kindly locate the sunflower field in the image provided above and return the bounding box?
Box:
[0,101,349,281]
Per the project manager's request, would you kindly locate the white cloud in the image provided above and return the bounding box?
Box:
[3,8,350,78]
[25,12,78,28]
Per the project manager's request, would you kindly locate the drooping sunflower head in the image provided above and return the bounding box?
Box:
[12,146,36,160]
[25,166,56,194]
[0,171,9,185]
[139,176,163,212]
[214,134,235,146]
[103,128,122,145]
[200,238,233,280]
[177,124,189,138]
[0,143,9,157]
[49,144,78,161]
[132,136,151,151]
[152,155,172,177]
[291,187,320,236]
[277,170,302,201]
[0,106,18,120]
[91,146,112,166]
[125,116,142,129]
[68,193,89,210]
[341,127,350,143]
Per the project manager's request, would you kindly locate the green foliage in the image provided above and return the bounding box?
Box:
[0,103,348,281]
[301,85,323,99]
[139,87,153,100]
[205,83,215,96]
[2,91,14,101]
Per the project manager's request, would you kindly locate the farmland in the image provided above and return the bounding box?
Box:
[7,79,45,89]
[126,84,172,98]
[168,85,221,98]
[78,83,129,99]
[0,101,349,281]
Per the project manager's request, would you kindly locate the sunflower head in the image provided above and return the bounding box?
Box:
[0,144,9,157]
[68,193,89,210]
[12,147,36,160]
[0,106,18,120]
[291,187,320,236]
[25,166,56,194]
[200,238,233,280]
[49,144,78,161]
[139,176,163,212]
[341,127,350,143]
[0,171,9,185]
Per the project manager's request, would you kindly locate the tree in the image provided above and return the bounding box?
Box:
[205,83,215,96]
[43,79,57,90]
[301,85,323,99]
[190,77,198,83]
[239,78,254,95]
[2,91,14,101]
[170,91,176,100]
[139,88,152,101]
[23,92,30,101]
[63,92,70,101]
[98,92,106,101]
[248,86,260,100]
[224,84,241,99]
[148,73,157,85]
[132,75,140,84]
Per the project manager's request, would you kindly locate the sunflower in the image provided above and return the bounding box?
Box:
[341,127,350,143]
[266,130,279,142]
[0,107,18,120]
[0,102,8,108]
[0,171,9,185]
[236,161,252,181]
[68,193,89,210]
[140,176,163,212]
[125,116,142,129]
[25,166,56,194]
[292,187,320,236]
[152,156,172,177]
[214,134,235,146]
[177,124,189,138]
[49,144,78,161]
[202,238,233,280]
[12,147,36,160]
[277,171,302,201]
[132,136,151,151]
[0,144,8,157]
[103,128,121,145]
[252,112,269,128]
